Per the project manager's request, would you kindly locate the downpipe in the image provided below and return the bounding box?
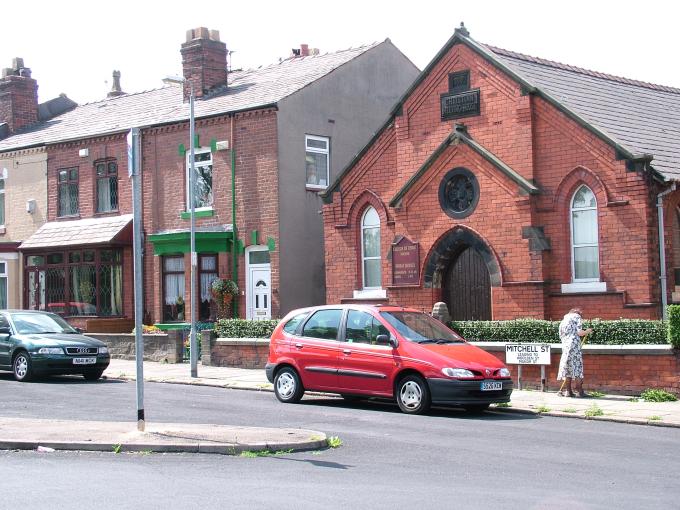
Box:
[657,182,676,321]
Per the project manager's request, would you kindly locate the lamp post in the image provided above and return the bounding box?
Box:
[164,76,198,378]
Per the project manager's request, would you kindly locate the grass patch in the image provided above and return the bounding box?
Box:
[588,391,605,398]
[240,449,293,458]
[640,388,678,402]
[628,397,640,403]
[648,415,663,421]
[535,405,551,413]
[112,444,122,454]
[584,404,604,417]
[494,402,512,408]
[327,436,343,448]
[562,407,577,413]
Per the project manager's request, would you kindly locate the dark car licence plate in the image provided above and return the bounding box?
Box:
[481,381,502,391]
[73,357,97,365]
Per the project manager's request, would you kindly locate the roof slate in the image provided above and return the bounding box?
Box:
[0,43,380,152]
[19,214,133,249]
[488,46,680,180]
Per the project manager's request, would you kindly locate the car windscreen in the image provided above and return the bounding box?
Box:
[10,312,77,335]
[379,311,464,344]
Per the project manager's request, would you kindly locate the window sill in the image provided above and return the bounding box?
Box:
[561,281,607,294]
[57,214,80,220]
[180,209,214,219]
[94,210,120,217]
[306,184,328,192]
[353,289,387,299]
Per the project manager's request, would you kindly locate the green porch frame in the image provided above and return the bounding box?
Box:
[147,231,233,255]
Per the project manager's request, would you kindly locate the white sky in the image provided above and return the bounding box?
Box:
[2,0,678,105]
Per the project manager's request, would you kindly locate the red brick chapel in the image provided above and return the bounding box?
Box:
[322,24,680,321]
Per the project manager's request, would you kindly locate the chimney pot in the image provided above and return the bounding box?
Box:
[300,44,310,57]
[107,70,125,98]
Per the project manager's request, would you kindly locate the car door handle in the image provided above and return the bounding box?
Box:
[295,343,303,349]
[343,349,352,355]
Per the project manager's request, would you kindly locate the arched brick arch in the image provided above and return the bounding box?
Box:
[554,166,610,210]
[554,166,608,283]
[346,190,390,290]
[422,225,502,289]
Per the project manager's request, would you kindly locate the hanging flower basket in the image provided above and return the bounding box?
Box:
[211,278,239,318]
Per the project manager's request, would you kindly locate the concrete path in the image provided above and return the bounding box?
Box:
[105,359,680,428]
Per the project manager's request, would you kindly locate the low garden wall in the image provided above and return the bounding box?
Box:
[204,335,679,395]
[89,330,184,363]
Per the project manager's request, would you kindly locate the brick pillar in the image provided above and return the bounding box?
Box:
[201,329,215,366]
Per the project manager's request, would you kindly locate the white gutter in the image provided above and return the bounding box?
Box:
[657,182,676,320]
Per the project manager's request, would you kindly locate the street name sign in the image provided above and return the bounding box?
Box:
[505,343,551,365]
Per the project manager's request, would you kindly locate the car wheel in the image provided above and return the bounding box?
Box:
[83,369,105,381]
[463,404,490,413]
[13,351,33,382]
[396,374,431,415]
[274,367,304,403]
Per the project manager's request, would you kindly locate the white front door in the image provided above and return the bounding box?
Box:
[246,246,271,320]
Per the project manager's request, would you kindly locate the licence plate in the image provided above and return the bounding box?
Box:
[481,381,503,391]
[73,357,97,365]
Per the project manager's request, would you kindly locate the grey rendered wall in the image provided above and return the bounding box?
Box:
[276,41,419,314]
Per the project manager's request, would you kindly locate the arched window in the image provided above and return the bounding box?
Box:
[361,207,381,289]
[570,185,599,281]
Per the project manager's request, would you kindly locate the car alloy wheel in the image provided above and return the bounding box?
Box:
[13,352,33,382]
[396,375,431,415]
[274,367,304,403]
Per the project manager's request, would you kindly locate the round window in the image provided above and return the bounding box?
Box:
[438,168,479,219]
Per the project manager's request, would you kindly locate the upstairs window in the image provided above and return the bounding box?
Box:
[305,135,329,189]
[58,168,79,217]
[0,176,5,226]
[570,185,599,281]
[96,160,118,213]
[361,207,381,289]
[187,148,213,210]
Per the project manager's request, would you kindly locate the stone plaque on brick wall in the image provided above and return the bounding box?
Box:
[392,237,420,286]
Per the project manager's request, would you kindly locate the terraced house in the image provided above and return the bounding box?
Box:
[322,24,680,321]
[0,28,418,329]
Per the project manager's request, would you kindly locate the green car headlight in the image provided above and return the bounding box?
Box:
[98,346,109,354]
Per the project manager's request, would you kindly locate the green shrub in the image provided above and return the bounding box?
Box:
[214,318,278,338]
[448,318,666,345]
[640,388,678,402]
[667,305,680,348]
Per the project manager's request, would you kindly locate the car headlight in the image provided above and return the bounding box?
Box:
[499,368,511,377]
[98,346,109,354]
[38,347,64,354]
[442,367,474,378]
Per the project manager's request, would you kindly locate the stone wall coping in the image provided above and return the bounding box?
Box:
[215,338,270,346]
[88,333,169,338]
[214,338,675,356]
[472,342,675,356]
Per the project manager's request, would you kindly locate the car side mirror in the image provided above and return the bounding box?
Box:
[377,334,398,348]
[0,326,11,335]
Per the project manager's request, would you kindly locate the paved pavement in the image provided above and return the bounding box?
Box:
[103,359,680,428]
[1,358,678,455]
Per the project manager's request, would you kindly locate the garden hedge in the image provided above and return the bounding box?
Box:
[213,316,668,345]
[448,318,667,345]
[214,318,278,339]
[667,305,680,348]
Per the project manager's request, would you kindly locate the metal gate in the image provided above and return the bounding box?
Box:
[444,246,491,320]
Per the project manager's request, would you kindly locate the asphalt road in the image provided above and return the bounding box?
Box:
[0,373,678,510]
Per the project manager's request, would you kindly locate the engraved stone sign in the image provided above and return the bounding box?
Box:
[392,237,420,286]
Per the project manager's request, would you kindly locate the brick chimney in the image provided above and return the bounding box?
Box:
[0,58,39,132]
[180,27,228,99]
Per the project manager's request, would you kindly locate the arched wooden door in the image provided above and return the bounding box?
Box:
[444,246,491,320]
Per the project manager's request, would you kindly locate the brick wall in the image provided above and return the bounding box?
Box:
[484,347,680,395]
[323,40,661,320]
[142,109,279,323]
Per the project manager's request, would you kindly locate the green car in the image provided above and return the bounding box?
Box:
[0,310,110,382]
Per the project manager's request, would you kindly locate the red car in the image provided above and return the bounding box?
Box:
[265,304,513,414]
